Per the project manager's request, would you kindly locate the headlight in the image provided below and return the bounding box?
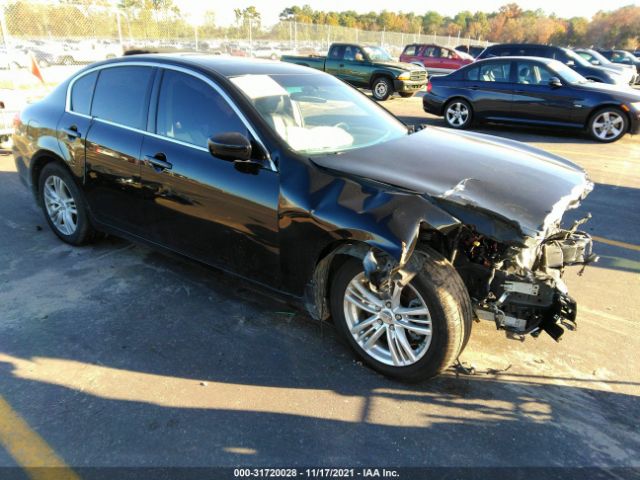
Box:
[397,72,411,80]
[630,102,640,111]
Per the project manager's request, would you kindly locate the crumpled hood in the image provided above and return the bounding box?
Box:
[311,127,593,240]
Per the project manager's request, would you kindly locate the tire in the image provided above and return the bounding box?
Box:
[588,107,628,143]
[39,162,95,245]
[371,76,393,101]
[399,92,416,98]
[444,98,473,129]
[330,249,472,381]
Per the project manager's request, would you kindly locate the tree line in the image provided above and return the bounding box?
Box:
[279,3,640,48]
[2,0,638,49]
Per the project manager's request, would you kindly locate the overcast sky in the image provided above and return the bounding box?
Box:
[178,0,640,26]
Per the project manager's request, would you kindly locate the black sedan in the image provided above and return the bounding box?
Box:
[13,54,596,381]
[424,56,640,142]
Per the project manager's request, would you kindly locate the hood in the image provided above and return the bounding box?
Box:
[373,60,424,72]
[574,80,640,100]
[311,127,592,241]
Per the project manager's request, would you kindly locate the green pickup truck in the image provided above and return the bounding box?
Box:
[281,43,428,101]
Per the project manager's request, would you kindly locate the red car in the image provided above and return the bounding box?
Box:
[400,44,473,75]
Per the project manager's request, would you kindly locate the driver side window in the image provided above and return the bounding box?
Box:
[156,70,248,149]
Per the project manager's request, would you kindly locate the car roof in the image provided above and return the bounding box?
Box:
[95,53,318,77]
[472,56,555,64]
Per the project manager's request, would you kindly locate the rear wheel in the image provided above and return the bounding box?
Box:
[39,162,95,245]
[444,99,472,129]
[371,76,393,101]
[330,250,472,381]
[589,107,627,143]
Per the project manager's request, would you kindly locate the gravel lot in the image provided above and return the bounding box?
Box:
[0,94,639,474]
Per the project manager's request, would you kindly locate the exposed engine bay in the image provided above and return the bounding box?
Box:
[453,214,598,341]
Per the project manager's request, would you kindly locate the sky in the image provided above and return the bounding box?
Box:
[178,0,640,26]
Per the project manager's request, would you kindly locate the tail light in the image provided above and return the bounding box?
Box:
[426,81,432,93]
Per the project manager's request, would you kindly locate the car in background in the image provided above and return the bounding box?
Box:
[598,50,640,77]
[455,45,485,58]
[400,44,473,75]
[12,54,597,381]
[477,44,630,85]
[574,48,638,84]
[423,56,640,142]
[282,43,427,100]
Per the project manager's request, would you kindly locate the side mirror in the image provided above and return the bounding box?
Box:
[549,77,563,87]
[566,60,575,67]
[208,132,252,161]
[591,60,600,65]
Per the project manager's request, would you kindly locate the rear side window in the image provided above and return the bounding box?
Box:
[329,46,344,59]
[70,71,97,115]
[91,66,155,130]
[403,45,419,56]
[156,70,248,149]
[463,66,479,81]
[478,61,511,82]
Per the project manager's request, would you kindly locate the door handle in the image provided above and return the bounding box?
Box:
[144,153,172,170]
[63,125,80,139]
[514,90,526,93]
[469,85,479,90]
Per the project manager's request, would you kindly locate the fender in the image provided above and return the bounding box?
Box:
[278,157,460,296]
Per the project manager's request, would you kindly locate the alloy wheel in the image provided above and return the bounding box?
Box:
[343,273,433,367]
[592,111,624,141]
[374,81,388,99]
[43,175,78,236]
[446,102,469,127]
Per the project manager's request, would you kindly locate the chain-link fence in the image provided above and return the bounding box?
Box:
[0,2,490,97]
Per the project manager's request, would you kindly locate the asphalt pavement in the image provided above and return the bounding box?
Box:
[0,97,638,475]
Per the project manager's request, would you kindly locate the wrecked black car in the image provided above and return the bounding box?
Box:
[12,55,597,381]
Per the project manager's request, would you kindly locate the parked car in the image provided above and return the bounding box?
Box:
[477,44,630,85]
[13,55,597,381]
[282,43,427,100]
[597,50,640,77]
[574,48,638,84]
[423,56,640,142]
[455,45,485,58]
[399,44,473,75]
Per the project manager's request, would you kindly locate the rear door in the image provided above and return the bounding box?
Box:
[138,68,280,284]
[83,65,156,234]
[511,60,577,126]
[462,60,515,119]
[57,70,97,181]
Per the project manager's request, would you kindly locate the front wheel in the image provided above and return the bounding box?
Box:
[39,162,96,245]
[589,108,627,143]
[371,77,393,101]
[330,250,472,381]
[444,99,473,129]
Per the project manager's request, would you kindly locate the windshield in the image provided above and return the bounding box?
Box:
[565,49,591,67]
[363,46,393,62]
[548,60,588,84]
[585,50,609,64]
[230,73,408,155]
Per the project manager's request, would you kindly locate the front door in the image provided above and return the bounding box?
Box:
[139,69,280,285]
[511,60,577,126]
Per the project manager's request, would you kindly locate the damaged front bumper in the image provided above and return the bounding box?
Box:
[473,227,598,341]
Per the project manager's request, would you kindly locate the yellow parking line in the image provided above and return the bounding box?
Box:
[592,235,640,252]
[0,395,80,480]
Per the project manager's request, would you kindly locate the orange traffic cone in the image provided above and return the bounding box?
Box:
[29,52,44,83]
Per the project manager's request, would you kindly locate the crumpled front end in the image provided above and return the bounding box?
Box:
[456,214,598,341]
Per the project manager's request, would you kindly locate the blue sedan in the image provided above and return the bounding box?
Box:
[423,56,640,142]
